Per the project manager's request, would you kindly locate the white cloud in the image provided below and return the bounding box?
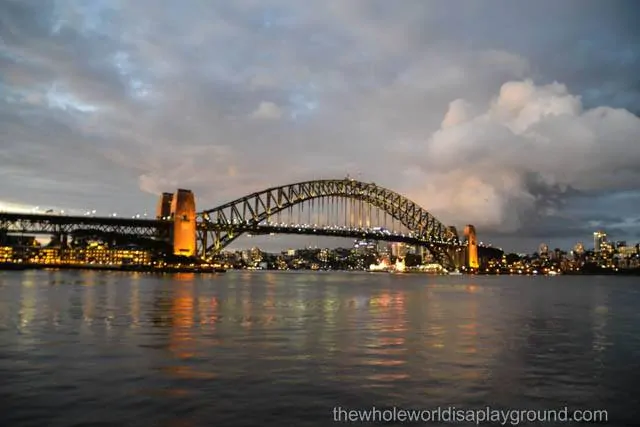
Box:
[404,80,640,231]
[250,101,283,120]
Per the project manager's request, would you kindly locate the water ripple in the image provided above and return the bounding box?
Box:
[0,271,639,426]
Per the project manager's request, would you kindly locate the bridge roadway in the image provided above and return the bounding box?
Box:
[231,224,463,248]
[0,212,461,248]
[0,212,169,238]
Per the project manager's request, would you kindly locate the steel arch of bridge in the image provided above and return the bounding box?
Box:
[197,178,460,263]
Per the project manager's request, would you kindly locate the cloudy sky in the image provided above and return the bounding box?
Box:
[1,0,640,252]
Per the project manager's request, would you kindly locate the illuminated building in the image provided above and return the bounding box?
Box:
[156,192,174,219]
[170,189,196,257]
[391,242,406,258]
[354,238,377,254]
[464,224,479,269]
[377,241,391,257]
[31,248,60,264]
[114,246,152,265]
[82,243,110,264]
[593,231,606,252]
[573,242,585,255]
[618,246,637,257]
[600,241,614,256]
[539,243,549,257]
[406,245,420,255]
[318,248,330,263]
[249,247,263,264]
[0,246,13,262]
[60,243,153,265]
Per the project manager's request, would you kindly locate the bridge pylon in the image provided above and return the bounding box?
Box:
[157,189,197,257]
[464,224,479,269]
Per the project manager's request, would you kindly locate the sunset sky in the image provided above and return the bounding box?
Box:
[1,0,639,252]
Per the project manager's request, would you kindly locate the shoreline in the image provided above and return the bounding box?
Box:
[2,263,639,276]
[0,262,226,274]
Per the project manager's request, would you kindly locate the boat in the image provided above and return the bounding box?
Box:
[447,269,463,276]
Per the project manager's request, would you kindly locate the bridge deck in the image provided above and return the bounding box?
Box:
[0,212,166,227]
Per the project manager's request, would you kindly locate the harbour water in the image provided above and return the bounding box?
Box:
[1,270,639,426]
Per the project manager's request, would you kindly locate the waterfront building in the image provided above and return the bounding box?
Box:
[0,246,13,262]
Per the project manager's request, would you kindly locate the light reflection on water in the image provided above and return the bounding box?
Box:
[0,270,639,426]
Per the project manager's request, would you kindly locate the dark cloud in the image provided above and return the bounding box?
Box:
[1,0,639,252]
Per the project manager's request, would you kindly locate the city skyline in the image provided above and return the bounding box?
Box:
[2,1,640,253]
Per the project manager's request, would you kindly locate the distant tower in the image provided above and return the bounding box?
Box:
[156,192,173,219]
[170,189,196,257]
[464,224,479,269]
[593,231,606,252]
[573,242,585,255]
[539,243,549,257]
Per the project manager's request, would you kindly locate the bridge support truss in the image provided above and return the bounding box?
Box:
[0,213,171,244]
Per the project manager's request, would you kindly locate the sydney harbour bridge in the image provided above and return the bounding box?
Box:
[0,178,480,270]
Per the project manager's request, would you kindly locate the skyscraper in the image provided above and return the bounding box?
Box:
[593,231,607,252]
[539,243,549,257]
